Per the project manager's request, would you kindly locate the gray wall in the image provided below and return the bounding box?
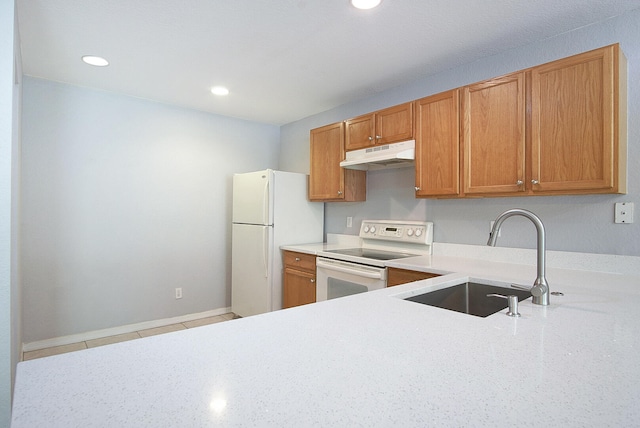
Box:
[280,9,640,257]
[20,78,280,342]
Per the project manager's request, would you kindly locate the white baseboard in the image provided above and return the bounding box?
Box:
[22,307,232,352]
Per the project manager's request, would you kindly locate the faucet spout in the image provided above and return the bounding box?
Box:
[487,209,549,305]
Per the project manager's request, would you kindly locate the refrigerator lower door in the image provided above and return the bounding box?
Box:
[231,223,274,317]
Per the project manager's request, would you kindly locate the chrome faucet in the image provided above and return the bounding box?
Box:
[487,209,549,306]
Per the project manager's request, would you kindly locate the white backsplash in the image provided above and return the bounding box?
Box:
[325,233,640,276]
[326,233,361,247]
[434,242,640,277]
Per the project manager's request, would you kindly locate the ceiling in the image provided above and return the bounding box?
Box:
[17,0,640,125]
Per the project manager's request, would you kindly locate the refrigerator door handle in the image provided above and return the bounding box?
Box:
[262,177,270,225]
[262,227,269,278]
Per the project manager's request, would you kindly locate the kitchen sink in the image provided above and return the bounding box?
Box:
[404,282,531,317]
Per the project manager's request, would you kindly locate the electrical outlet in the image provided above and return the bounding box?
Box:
[175,288,183,299]
[347,216,353,228]
[615,202,634,224]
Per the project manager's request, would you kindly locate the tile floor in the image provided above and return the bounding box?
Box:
[22,312,237,361]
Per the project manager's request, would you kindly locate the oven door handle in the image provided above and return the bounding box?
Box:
[316,259,384,279]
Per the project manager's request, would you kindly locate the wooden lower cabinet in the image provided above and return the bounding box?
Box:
[387,268,440,287]
[283,251,317,308]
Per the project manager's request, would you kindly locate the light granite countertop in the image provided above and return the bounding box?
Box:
[11,246,640,427]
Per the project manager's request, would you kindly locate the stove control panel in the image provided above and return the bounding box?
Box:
[359,220,433,245]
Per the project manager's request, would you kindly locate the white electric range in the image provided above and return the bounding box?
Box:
[315,220,433,301]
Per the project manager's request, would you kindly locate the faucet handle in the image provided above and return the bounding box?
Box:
[511,283,547,298]
[487,293,521,317]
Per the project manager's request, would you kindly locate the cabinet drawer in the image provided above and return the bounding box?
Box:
[387,268,440,287]
[283,251,316,272]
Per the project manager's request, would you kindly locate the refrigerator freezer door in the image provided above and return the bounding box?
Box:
[231,223,274,317]
[232,169,273,226]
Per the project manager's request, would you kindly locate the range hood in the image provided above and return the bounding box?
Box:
[340,140,415,170]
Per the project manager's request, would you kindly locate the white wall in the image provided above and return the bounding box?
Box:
[1,0,20,424]
[280,9,640,257]
[20,78,280,343]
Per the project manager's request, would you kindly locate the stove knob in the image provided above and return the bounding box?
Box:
[370,226,376,234]
[363,226,369,233]
[415,228,423,237]
[407,228,414,236]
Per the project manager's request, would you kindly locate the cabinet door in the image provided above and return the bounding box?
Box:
[387,268,440,287]
[414,90,460,197]
[309,122,346,200]
[375,102,414,145]
[345,114,375,151]
[462,72,526,195]
[531,45,623,193]
[309,122,366,202]
[283,268,316,308]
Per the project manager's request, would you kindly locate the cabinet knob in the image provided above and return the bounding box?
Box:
[415,186,421,191]
[375,135,382,140]
[310,279,315,283]
[295,257,300,262]
[337,190,343,195]
[531,179,539,185]
[516,180,523,185]
[368,136,373,141]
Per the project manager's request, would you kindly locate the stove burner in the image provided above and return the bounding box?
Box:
[324,248,417,261]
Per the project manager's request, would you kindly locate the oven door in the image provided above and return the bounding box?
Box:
[316,257,387,301]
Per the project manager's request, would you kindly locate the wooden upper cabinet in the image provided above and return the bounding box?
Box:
[345,115,374,151]
[414,90,460,197]
[345,102,413,151]
[462,72,526,195]
[311,45,626,201]
[531,44,627,194]
[376,102,414,145]
[309,122,366,202]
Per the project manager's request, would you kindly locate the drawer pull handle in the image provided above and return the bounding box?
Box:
[295,257,301,262]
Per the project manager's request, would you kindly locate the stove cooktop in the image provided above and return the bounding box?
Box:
[323,248,418,261]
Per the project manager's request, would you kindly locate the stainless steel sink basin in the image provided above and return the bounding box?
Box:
[404,282,531,317]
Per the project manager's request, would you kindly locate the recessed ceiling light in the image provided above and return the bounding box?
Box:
[351,0,381,10]
[82,55,109,67]
[211,86,230,96]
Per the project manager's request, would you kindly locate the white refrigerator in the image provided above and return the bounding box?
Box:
[231,169,324,317]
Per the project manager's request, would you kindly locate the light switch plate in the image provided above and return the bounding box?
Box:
[614,202,634,224]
